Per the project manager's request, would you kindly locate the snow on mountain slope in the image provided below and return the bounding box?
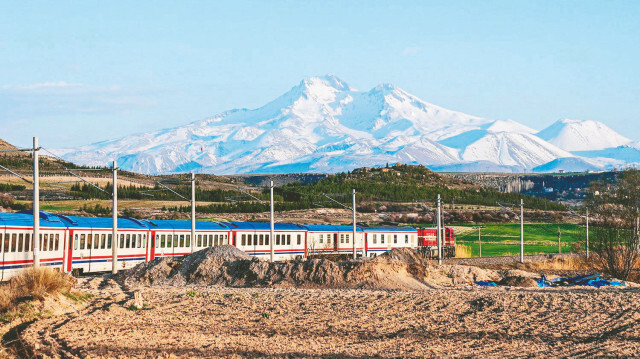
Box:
[533,157,603,173]
[57,76,637,174]
[536,118,631,151]
[437,119,568,169]
[459,132,574,169]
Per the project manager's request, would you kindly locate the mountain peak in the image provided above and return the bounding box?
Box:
[299,74,353,92]
[537,118,631,151]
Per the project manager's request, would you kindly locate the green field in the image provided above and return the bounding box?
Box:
[454,223,587,257]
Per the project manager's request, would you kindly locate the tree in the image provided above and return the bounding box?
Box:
[587,169,640,280]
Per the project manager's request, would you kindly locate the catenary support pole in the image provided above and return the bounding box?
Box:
[352,189,357,260]
[112,160,118,274]
[520,198,524,263]
[437,194,442,265]
[558,227,562,254]
[270,180,274,262]
[191,172,196,253]
[478,226,482,258]
[585,209,589,257]
[33,137,40,268]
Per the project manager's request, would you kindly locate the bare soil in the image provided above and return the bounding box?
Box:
[11,248,640,358]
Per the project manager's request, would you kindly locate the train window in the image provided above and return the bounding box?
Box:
[319,234,323,244]
[372,234,377,244]
[25,233,31,252]
[405,235,409,244]
[381,234,385,244]
[74,234,79,250]
[241,234,246,246]
[346,234,349,244]
[88,234,94,250]
[160,235,166,248]
[340,234,344,244]
[394,235,398,244]
[53,234,59,251]
[79,234,86,250]
[265,234,269,246]
[120,234,125,249]
[287,234,291,245]
[1,234,8,253]
[185,235,190,248]
[99,234,105,249]
[0,233,3,252]
[197,234,202,247]
[143,234,147,248]
[1,234,7,253]
[107,234,112,249]
[10,233,16,252]
[297,234,301,245]
[173,235,180,248]
[258,234,263,246]
[133,234,139,248]
[17,233,24,252]
[95,234,101,249]
[275,234,280,246]
[211,234,216,246]
[124,234,130,248]
[45,234,51,251]
[178,235,184,247]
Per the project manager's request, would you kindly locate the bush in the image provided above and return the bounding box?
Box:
[0,267,76,312]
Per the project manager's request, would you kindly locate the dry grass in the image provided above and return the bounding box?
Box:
[455,244,473,258]
[521,255,591,271]
[0,267,75,313]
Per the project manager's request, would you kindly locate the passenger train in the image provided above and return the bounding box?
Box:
[0,211,455,280]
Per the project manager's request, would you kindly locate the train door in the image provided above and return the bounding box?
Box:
[333,233,338,252]
[87,230,94,273]
[66,229,74,272]
[0,224,6,281]
[364,233,368,257]
[149,230,156,261]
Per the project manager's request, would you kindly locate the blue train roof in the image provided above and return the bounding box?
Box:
[145,219,228,231]
[1,211,68,228]
[305,224,363,232]
[360,226,417,233]
[225,222,306,231]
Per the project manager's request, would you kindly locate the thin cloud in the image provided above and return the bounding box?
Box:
[401,46,421,56]
[0,81,152,117]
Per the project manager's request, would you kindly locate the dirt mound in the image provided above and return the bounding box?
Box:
[121,247,540,290]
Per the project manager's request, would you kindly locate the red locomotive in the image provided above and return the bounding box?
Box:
[416,227,455,258]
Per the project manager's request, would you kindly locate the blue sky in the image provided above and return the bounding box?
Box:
[1,1,639,148]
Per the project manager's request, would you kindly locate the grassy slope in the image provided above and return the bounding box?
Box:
[454,223,586,257]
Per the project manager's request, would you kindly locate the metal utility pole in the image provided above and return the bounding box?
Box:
[191,172,196,253]
[33,137,40,268]
[436,194,442,265]
[478,226,482,258]
[557,227,562,254]
[112,160,118,274]
[270,180,274,262]
[520,198,524,263]
[585,209,589,257]
[352,189,356,260]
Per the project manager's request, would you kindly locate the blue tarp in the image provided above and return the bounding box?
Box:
[478,273,626,288]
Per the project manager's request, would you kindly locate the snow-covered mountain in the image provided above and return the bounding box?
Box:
[57,76,638,174]
[537,118,631,152]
